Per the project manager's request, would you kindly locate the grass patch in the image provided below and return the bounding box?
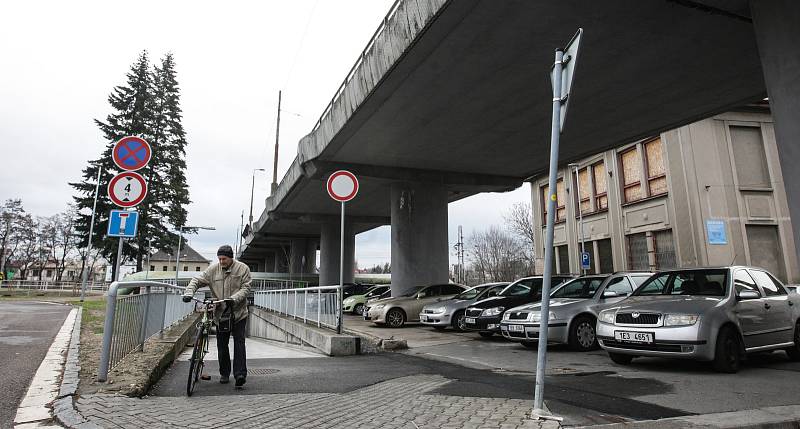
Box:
[68,298,107,334]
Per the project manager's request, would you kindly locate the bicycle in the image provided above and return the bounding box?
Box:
[187,297,221,396]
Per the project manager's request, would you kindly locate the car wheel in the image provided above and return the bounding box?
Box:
[353,303,364,316]
[452,310,466,332]
[521,341,537,349]
[433,326,447,331]
[479,331,494,338]
[608,352,634,365]
[385,308,405,328]
[786,321,800,361]
[713,326,742,373]
[568,316,599,351]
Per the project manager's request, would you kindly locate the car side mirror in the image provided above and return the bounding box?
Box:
[602,290,620,298]
[737,290,760,300]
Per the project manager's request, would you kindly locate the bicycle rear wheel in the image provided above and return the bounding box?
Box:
[186,327,206,396]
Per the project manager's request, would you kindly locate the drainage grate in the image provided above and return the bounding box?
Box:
[248,368,280,376]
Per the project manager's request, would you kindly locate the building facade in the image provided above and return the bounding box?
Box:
[530,105,799,283]
[148,243,211,273]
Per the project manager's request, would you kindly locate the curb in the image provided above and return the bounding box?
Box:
[575,405,800,428]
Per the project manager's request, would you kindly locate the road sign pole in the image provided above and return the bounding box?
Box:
[81,165,102,301]
[114,236,124,282]
[175,227,184,286]
[337,201,345,334]
[573,164,586,275]
[534,48,564,418]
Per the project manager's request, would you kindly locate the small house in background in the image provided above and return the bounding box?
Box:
[148,243,211,273]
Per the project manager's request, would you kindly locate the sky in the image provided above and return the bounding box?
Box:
[0,0,531,268]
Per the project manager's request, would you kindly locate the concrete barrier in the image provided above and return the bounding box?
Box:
[248,307,358,356]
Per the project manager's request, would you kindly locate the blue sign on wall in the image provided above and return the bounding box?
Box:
[107,210,139,238]
[581,251,591,270]
[706,219,727,245]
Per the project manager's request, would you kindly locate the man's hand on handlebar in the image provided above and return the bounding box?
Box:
[182,295,192,303]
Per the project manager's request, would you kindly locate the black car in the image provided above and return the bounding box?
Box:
[464,275,574,337]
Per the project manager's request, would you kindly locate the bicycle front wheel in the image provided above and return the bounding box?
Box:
[186,327,206,396]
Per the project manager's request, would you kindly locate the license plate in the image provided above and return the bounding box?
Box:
[465,317,476,324]
[508,324,524,332]
[615,331,654,344]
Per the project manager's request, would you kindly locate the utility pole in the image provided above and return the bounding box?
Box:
[80,164,102,301]
[569,163,587,275]
[271,90,282,195]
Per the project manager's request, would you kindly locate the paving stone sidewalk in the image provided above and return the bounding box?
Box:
[74,374,556,429]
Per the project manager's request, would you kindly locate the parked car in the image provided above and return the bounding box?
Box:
[499,272,654,350]
[786,284,798,295]
[596,266,800,373]
[464,275,574,337]
[420,282,509,331]
[363,287,393,320]
[343,285,390,315]
[364,283,468,328]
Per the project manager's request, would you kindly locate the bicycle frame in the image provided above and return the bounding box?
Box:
[187,298,221,396]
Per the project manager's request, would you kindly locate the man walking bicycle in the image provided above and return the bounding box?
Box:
[183,245,252,387]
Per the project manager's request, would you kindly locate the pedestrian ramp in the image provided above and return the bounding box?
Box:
[176,336,323,362]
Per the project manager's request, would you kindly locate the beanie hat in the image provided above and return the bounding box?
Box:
[217,245,234,258]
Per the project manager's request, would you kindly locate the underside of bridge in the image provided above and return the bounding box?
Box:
[240,0,800,294]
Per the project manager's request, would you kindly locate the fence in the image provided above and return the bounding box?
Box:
[0,280,109,296]
[155,277,308,290]
[97,281,200,382]
[253,285,342,331]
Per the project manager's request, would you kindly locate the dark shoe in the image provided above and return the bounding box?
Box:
[219,376,230,384]
[234,376,246,387]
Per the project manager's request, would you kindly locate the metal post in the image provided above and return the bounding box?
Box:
[114,237,124,282]
[175,227,183,286]
[317,288,321,327]
[138,285,151,351]
[304,289,308,323]
[272,90,282,195]
[337,201,345,334]
[572,164,586,275]
[98,281,120,382]
[80,165,102,301]
[533,48,564,416]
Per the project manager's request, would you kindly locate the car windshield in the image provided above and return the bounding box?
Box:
[551,277,605,299]
[401,286,426,297]
[634,269,728,296]
[500,278,544,297]
[454,286,485,300]
[365,286,388,298]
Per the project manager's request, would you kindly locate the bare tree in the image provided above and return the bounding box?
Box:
[0,199,25,278]
[503,202,536,275]
[11,215,40,279]
[41,207,79,282]
[467,226,528,283]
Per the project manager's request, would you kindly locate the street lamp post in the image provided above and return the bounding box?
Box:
[249,169,266,233]
[569,163,586,275]
[175,225,216,285]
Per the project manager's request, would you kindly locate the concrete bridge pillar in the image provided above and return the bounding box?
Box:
[752,1,800,265]
[305,240,319,274]
[390,182,449,296]
[289,239,318,275]
[319,223,355,286]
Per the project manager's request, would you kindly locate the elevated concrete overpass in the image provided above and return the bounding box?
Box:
[240,0,800,294]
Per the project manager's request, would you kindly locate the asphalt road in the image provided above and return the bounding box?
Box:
[0,300,71,428]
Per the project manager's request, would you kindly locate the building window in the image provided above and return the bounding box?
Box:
[33,270,40,277]
[577,167,591,214]
[162,266,168,271]
[627,233,649,270]
[150,265,155,271]
[593,161,608,210]
[195,267,201,271]
[183,266,189,271]
[645,138,668,196]
[573,161,609,215]
[46,269,52,277]
[597,238,614,273]
[620,147,643,203]
[653,229,676,269]
[542,178,566,222]
[556,245,570,274]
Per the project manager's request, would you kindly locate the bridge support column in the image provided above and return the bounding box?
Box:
[390,182,449,296]
[289,239,317,276]
[319,223,355,286]
[305,240,318,274]
[752,1,800,270]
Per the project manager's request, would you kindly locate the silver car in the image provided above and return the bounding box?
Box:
[420,282,509,331]
[500,272,654,351]
[596,266,800,373]
[365,283,468,328]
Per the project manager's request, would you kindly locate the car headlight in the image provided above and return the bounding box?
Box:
[663,314,699,327]
[427,306,446,313]
[373,304,386,310]
[530,312,556,323]
[343,297,354,304]
[482,306,505,317]
[598,309,616,324]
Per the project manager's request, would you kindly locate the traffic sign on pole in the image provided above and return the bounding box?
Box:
[108,171,148,208]
[549,28,583,132]
[107,210,139,237]
[112,136,152,171]
[581,251,591,270]
[326,170,359,202]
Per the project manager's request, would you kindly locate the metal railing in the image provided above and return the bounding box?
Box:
[0,280,109,296]
[156,277,308,290]
[97,281,200,381]
[253,285,342,331]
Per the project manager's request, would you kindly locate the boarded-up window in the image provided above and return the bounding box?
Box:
[653,229,676,269]
[731,126,771,188]
[556,245,570,274]
[556,178,566,221]
[627,233,649,270]
[593,161,608,210]
[645,138,668,196]
[620,147,642,202]
[746,225,786,281]
[597,238,614,273]
[577,168,591,214]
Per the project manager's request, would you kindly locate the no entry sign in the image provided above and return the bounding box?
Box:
[326,170,359,202]
[112,136,151,171]
[108,171,148,207]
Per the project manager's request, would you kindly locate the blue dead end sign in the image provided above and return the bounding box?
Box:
[107,210,139,238]
[112,136,151,171]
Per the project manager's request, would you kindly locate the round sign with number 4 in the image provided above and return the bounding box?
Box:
[108,171,148,207]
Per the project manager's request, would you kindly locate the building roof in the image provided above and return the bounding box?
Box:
[150,243,210,263]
